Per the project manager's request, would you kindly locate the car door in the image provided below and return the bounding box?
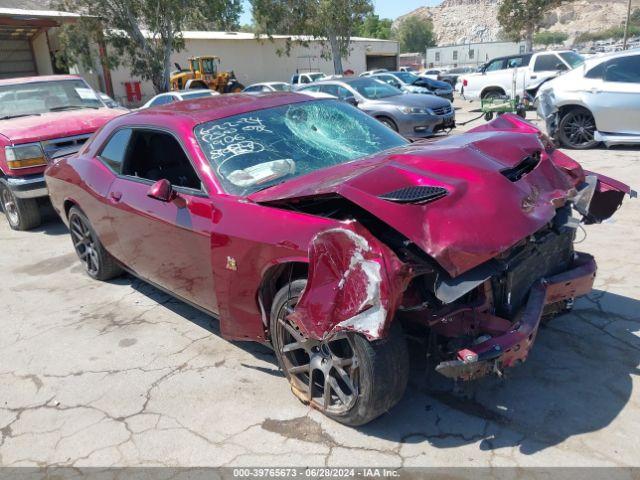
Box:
[528,53,566,88]
[585,55,640,134]
[103,127,218,313]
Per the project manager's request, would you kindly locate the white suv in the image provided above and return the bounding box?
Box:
[537,50,640,149]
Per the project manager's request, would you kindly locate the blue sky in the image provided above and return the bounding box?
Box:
[238,0,441,25]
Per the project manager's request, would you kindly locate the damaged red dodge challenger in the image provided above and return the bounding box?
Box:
[45,93,634,426]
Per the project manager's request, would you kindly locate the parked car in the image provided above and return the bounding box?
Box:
[537,50,640,149]
[0,74,126,230]
[299,77,455,137]
[359,69,388,77]
[398,66,419,73]
[370,72,433,95]
[376,71,455,101]
[290,72,326,88]
[45,93,632,426]
[422,68,447,80]
[459,50,584,101]
[243,82,292,93]
[438,66,476,87]
[140,89,219,108]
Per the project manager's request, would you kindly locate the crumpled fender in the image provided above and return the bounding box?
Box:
[288,224,411,341]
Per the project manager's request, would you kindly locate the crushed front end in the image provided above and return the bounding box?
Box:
[399,221,597,381]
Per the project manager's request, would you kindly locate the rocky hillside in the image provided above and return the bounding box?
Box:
[396,0,640,46]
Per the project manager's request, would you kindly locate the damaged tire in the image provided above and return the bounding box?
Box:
[270,279,409,426]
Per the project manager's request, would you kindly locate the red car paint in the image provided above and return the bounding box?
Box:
[45,93,632,380]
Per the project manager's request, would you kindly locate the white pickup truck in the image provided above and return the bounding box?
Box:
[458,50,584,101]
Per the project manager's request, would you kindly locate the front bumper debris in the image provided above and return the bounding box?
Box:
[0,174,48,199]
[435,252,597,381]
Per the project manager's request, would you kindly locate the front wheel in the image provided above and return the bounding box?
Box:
[0,186,41,230]
[270,279,409,426]
[377,116,398,132]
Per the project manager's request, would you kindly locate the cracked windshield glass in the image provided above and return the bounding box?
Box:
[194,99,408,195]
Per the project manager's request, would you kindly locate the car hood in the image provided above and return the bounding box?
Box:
[416,77,452,90]
[0,108,125,144]
[250,130,579,277]
[369,93,450,109]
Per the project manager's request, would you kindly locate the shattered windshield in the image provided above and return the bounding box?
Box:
[0,79,104,119]
[194,99,408,195]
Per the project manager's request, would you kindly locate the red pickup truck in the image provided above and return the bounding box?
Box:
[0,75,125,230]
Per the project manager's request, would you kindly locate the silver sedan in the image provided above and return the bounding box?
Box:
[300,77,455,138]
[537,50,640,149]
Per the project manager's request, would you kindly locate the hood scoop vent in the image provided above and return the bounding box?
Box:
[501,151,541,182]
[378,185,448,204]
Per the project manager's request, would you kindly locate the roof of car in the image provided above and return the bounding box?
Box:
[0,74,83,87]
[124,92,316,127]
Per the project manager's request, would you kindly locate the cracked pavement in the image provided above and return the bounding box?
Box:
[1,102,639,467]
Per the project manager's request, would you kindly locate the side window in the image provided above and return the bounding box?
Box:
[99,128,132,172]
[585,62,605,79]
[603,55,640,83]
[244,86,259,92]
[484,59,504,72]
[337,86,352,99]
[534,54,563,72]
[301,86,320,92]
[300,75,311,84]
[121,130,201,191]
[506,56,524,69]
[150,95,174,107]
[291,75,299,84]
[319,85,339,96]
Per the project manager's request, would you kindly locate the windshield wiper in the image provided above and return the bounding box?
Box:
[48,105,99,112]
[0,113,42,120]
[252,180,288,194]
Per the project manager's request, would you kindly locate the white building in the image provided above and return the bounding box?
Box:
[102,31,399,106]
[425,40,528,68]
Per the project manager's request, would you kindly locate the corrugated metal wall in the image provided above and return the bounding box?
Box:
[0,39,37,79]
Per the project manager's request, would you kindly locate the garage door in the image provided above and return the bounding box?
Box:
[366,55,398,71]
[0,38,36,79]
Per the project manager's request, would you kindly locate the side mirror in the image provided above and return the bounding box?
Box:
[344,96,359,106]
[556,62,568,71]
[147,179,176,202]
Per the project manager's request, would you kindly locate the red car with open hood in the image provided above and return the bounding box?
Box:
[0,75,125,230]
[44,93,634,426]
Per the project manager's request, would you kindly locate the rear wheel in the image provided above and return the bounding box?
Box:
[270,279,409,426]
[68,207,122,281]
[0,186,41,230]
[558,108,599,149]
[482,90,504,100]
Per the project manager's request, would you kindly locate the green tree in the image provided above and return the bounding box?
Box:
[357,14,393,39]
[251,0,373,74]
[498,0,568,52]
[533,30,568,45]
[393,16,436,53]
[55,0,242,93]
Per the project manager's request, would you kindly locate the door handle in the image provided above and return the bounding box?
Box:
[109,191,122,202]
[589,88,602,94]
[530,75,537,79]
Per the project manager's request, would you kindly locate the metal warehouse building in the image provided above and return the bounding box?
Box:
[425,40,528,68]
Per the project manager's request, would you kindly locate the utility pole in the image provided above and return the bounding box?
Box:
[622,0,632,50]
